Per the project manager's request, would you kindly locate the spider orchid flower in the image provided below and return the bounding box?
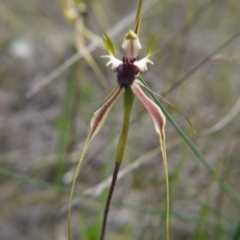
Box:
[68,30,171,240]
[68,1,171,240]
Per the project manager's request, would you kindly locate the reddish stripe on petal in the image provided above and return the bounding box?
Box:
[89,86,123,140]
[131,83,166,137]
[131,82,169,240]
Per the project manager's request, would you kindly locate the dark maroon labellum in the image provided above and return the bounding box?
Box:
[116,57,139,89]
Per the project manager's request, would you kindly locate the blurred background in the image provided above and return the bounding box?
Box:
[0,0,240,239]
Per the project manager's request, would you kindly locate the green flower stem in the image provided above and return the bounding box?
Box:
[139,76,240,208]
[100,88,135,240]
[116,88,135,164]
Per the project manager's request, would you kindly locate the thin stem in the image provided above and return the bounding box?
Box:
[159,137,170,240]
[100,88,134,240]
[116,88,135,164]
[100,162,120,240]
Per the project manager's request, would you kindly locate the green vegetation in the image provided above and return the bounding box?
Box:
[0,0,240,239]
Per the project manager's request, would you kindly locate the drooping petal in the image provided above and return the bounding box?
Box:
[131,81,166,139]
[131,81,170,240]
[134,79,197,136]
[89,86,124,139]
[68,86,124,240]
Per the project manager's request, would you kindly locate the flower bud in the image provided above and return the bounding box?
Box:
[63,3,87,22]
[63,6,78,22]
[122,30,142,58]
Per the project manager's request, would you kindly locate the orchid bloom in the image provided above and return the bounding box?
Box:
[68,1,171,240]
[68,32,170,240]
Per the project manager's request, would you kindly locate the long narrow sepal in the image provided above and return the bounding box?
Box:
[147,33,161,57]
[131,81,170,240]
[102,33,115,55]
[131,81,166,138]
[89,86,124,139]
[134,0,143,35]
[135,79,197,136]
[68,86,124,240]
